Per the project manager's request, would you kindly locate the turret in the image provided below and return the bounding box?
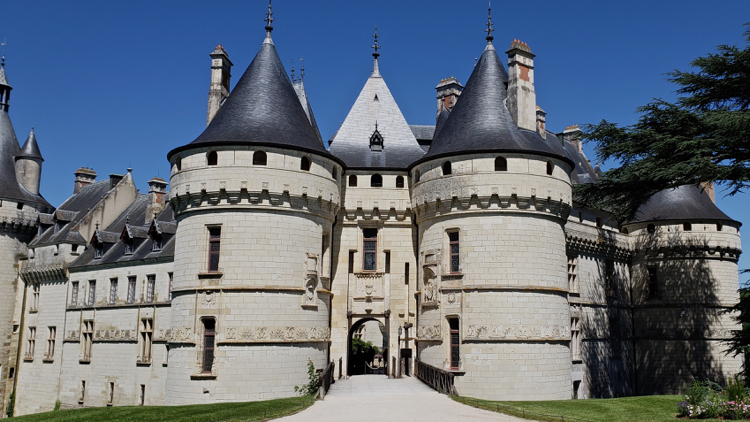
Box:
[206,44,233,126]
[15,128,43,195]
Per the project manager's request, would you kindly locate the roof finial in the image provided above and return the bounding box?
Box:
[264,0,274,38]
[300,57,305,81]
[485,1,494,44]
[126,214,130,225]
[1,56,4,68]
[95,222,99,231]
[290,59,295,82]
[371,26,381,76]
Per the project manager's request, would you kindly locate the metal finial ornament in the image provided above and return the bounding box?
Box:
[371,26,381,60]
[264,0,274,35]
[300,57,305,81]
[290,59,295,82]
[95,222,99,231]
[1,56,4,68]
[485,1,494,43]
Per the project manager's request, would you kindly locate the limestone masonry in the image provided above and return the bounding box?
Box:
[0,8,743,417]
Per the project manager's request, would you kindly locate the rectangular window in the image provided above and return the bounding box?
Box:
[82,320,94,362]
[449,319,459,370]
[46,326,56,359]
[385,251,391,274]
[26,327,36,359]
[363,229,377,272]
[31,284,40,312]
[449,231,459,273]
[71,281,79,307]
[168,272,173,302]
[648,267,658,298]
[567,256,579,293]
[208,227,221,272]
[124,240,134,255]
[348,251,355,274]
[146,275,155,303]
[139,384,146,406]
[109,278,118,304]
[127,276,136,304]
[139,319,153,364]
[405,262,410,285]
[202,319,215,373]
[108,382,115,406]
[94,245,103,259]
[88,280,96,306]
[571,317,582,361]
[79,380,86,404]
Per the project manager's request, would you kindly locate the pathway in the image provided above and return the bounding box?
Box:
[276,375,526,422]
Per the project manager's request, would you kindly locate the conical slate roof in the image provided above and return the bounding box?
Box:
[413,44,571,168]
[293,79,325,148]
[0,61,10,88]
[328,62,426,169]
[628,185,737,225]
[168,36,330,159]
[17,128,43,160]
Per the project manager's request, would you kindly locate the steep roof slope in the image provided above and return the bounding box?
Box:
[629,185,737,224]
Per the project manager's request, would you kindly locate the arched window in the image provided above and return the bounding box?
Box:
[647,224,656,234]
[414,170,421,183]
[442,161,452,175]
[495,157,507,171]
[546,161,554,175]
[349,175,358,187]
[621,227,629,235]
[300,156,311,171]
[175,157,182,172]
[253,151,267,166]
[396,176,404,188]
[207,151,218,166]
[683,222,692,231]
[332,167,338,180]
[371,174,383,187]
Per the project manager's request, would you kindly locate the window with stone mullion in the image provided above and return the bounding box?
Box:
[363,229,378,272]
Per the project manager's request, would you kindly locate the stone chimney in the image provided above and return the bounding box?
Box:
[536,106,546,135]
[701,181,716,203]
[146,177,168,223]
[206,44,233,126]
[435,77,463,117]
[506,39,536,131]
[563,125,583,153]
[109,172,125,190]
[74,167,97,194]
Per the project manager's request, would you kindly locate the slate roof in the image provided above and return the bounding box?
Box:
[558,133,598,185]
[168,35,333,161]
[328,62,426,169]
[293,79,325,148]
[629,185,737,225]
[413,43,572,169]
[17,128,43,160]
[31,180,112,247]
[70,196,177,269]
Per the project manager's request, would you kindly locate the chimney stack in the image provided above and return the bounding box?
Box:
[506,39,536,131]
[435,77,463,117]
[74,167,97,194]
[563,125,583,153]
[146,177,168,223]
[206,44,233,126]
[536,106,546,135]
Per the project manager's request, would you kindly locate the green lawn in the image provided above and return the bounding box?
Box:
[454,395,716,422]
[12,396,314,422]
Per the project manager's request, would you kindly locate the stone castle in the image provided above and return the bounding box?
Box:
[0,7,743,416]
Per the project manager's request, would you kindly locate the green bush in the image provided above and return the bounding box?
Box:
[6,389,14,418]
[294,359,321,397]
[679,376,750,419]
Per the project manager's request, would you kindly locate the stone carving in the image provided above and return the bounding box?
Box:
[66,330,79,341]
[417,325,441,340]
[642,327,735,340]
[303,274,317,307]
[223,326,331,342]
[93,329,137,342]
[422,267,438,306]
[463,324,569,341]
[446,292,457,304]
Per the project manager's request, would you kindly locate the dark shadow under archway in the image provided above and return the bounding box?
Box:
[348,318,387,376]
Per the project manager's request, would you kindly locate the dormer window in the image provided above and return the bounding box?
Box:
[94,244,104,259]
[124,239,135,255]
[369,123,384,152]
[151,233,163,252]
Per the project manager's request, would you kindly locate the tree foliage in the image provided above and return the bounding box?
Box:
[575,24,750,222]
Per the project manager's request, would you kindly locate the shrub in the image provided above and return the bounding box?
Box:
[5,389,14,418]
[294,359,321,397]
[680,376,750,419]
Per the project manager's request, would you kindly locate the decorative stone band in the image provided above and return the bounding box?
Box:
[220,325,331,344]
[418,325,442,341]
[414,193,571,223]
[20,264,66,283]
[464,324,570,341]
[342,204,413,222]
[633,244,742,261]
[566,230,631,260]
[0,216,38,233]
[169,187,340,221]
[440,285,569,294]
[637,327,737,340]
[172,286,333,296]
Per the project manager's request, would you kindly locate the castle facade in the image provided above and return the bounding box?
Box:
[0,9,743,416]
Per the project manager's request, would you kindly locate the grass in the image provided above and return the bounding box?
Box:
[12,396,315,422]
[453,394,723,422]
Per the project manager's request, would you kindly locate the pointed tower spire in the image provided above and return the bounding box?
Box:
[300,57,305,81]
[18,127,42,160]
[371,26,381,77]
[0,56,11,113]
[485,2,495,48]
[264,0,274,44]
[290,59,295,82]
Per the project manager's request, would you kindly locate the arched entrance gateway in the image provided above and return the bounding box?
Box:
[348,318,387,375]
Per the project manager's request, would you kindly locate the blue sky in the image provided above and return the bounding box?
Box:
[3,0,749,275]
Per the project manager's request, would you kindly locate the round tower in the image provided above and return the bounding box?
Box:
[15,128,44,196]
[164,10,342,404]
[622,185,742,394]
[409,24,574,400]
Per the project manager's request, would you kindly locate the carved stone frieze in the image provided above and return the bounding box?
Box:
[223,325,330,343]
[93,329,138,342]
[464,324,569,341]
[417,325,441,340]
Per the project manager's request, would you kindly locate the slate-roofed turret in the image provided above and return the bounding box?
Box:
[413,38,571,168]
[629,185,737,225]
[168,25,329,160]
[18,127,43,160]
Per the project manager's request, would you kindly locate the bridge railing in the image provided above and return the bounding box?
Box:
[319,360,336,398]
[415,358,457,396]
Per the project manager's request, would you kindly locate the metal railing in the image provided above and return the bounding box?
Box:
[415,358,457,396]
[320,360,336,398]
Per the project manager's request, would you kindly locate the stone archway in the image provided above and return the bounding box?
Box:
[348,318,387,375]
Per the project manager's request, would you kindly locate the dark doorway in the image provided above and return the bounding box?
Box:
[348,319,387,375]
